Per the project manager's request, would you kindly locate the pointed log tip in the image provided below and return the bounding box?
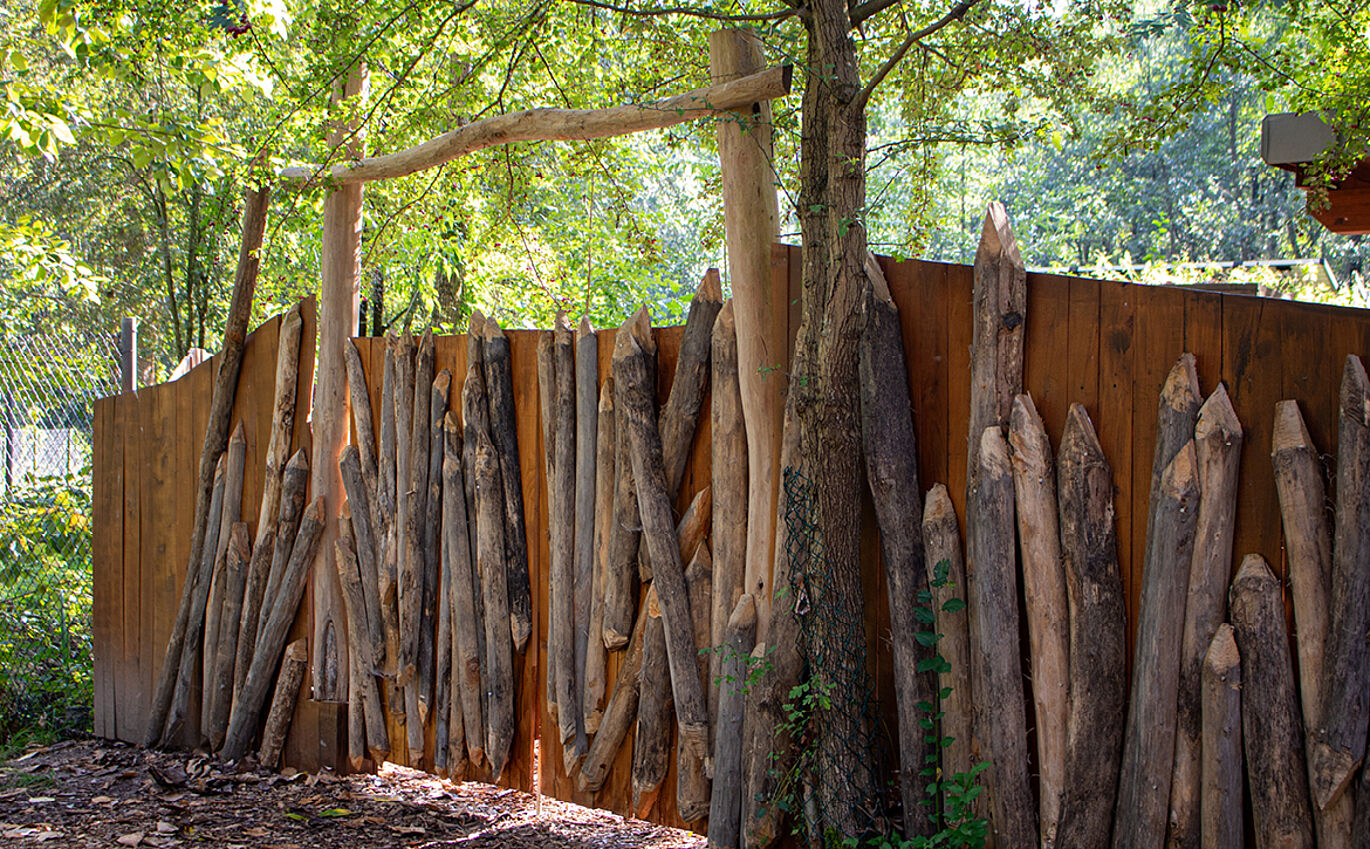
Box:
[482,315,506,342]
[728,593,757,630]
[923,483,955,524]
[1062,402,1105,458]
[976,201,1021,266]
[864,251,892,304]
[598,377,614,411]
[979,426,1012,478]
[1203,622,1240,674]
[716,298,736,329]
[699,268,724,303]
[468,310,486,337]
[1162,352,1202,411]
[434,369,452,393]
[444,410,459,431]
[230,420,246,442]
[1311,743,1358,810]
[688,540,712,571]
[1195,383,1241,442]
[1272,400,1314,454]
[1160,439,1198,496]
[213,451,228,478]
[287,448,309,471]
[1007,394,1044,451]
[340,442,359,463]
[577,315,595,338]
[629,306,655,352]
[1232,553,1276,594]
[285,638,308,661]
[1341,355,1370,424]
[555,310,572,336]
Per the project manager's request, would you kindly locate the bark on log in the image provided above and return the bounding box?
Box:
[419,367,450,723]
[574,317,598,746]
[208,522,250,752]
[435,498,453,778]
[464,313,486,571]
[1055,405,1127,849]
[922,485,974,789]
[257,451,310,643]
[334,533,390,765]
[444,414,485,767]
[708,593,756,849]
[394,334,416,685]
[409,333,435,721]
[160,453,227,748]
[339,445,387,674]
[378,337,400,687]
[538,330,559,721]
[1312,356,1370,811]
[676,486,712,567]
[476,432,515,781]
[678,543,713,823]
[969,427,1037,849]
[145,186,270,748]
[660,270,723,499]
[203,421,247,735]
[1230,554,1316,849]
[859,283,935,838]
[633,586,672,820]
[603,316,650,648]
[223,496,326,762]
[1169,384,1242,849]
[709,299,747,727]
[484,318,533,653]
[1201,624,1242,849]
[550,314,582,768]
[578,593,649,793]
[1113,440,1201,849]
[236,304,303,702]
[256,638,307,770]
[585,378,614,734]
[345,338,379,498]
[618,327,711,774]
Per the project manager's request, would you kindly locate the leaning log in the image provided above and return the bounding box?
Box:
[222,496,326,762]
[256,638,307,770]
[256,451,310,647]
[633,586,672,819]
[144,185,270,747]
[709,299,747,726]
[603,313,652,647]
[922,485,974,788]
[1170,384,1242,849]
[1113,439,1201,849]
[578,593,649,793]
[659,269,724,498]
[574,317,598,745]
[484,318,533,653]
[339,445,388,674]
[207,522,251,752]
[334,533,390,765]
[860,282,934,838]
[203,421,247,737]
[409,333,435,720]
[345,338,379,498]
[678,543,713,823]
[550,313,582,768]
[476,432,515,781]
[618,326,711,775]
[585,378,614,734]
[444,414,485,767]
[1312,356,1370,811]
[708,593,757,849]
[378,337,400,685]
[464,313,486,575]
[419,367,450,722]
[394,334,416,684]
[969,427,1037,848]
[1055,405,1127,849]
[1230,555,1316,849]
[1201,623,1243,849]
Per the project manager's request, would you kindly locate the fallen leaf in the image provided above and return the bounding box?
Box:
[91,796,116,804]
[242,827,269,837]
[155,821,177,834]
[116,832,144,846]
[32,831,62,842]
[389,825,426,835]
[319,808,352,818]
[26,797,55,804]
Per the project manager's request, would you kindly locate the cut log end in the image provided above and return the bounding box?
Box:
[699,267,724,304]
[1008,393,1049,475]
[1204,622,1240,678]
[923,483,955,524]
[1160,352,1202,415]
[578,315,595,339]
[1195,383,1241,443]
[1272,400,1315,454]
[979,426,1012,478]
[1340,354,1370,425]
[1161,439,1199,499]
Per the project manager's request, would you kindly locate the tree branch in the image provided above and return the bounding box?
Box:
[559,0,795,22]
[852,0,984,112]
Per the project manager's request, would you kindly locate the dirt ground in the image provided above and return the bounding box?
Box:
[0,738,704,848]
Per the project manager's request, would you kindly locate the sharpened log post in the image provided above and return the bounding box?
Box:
[145,185,271,747]
[203,422,246,741]
[604,313,653,647]
[550,313,583,770]
[710,300,747,726]
[334,533,390,766]
[207,522,251,751]
[578,594,649,794]
[678,543,713,823]
[444,414,485,767]
[1055,405,1127,849]
[345,339,379,498]
[709,593,756,849]
[257,638,308,770]
[340,445,387,675]
[1201,624,1243,849]
[922,485,973,789]
[476,431,514,782]
[633,586,672,819]
[483,318,533,653]
[574,317,599,741]
[1230,555,1316,849]
[585,377,614,734]
[409,333,434,729]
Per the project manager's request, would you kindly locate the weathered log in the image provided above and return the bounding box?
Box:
[435,493,453,779]
[160,452,227,748]
[708,593,756,849]
[476,431,515,781]
[633,586,672,819]
[536,330,559,716]
[339,445,387,674]
[860,281,935,837]
[378,336,400,685]
[922,484,974,788]
[618,327,711,773]
[585,377,614,734]
[1230,554,1316,849]
[661,270,724,498]
[574,317,598,745]
[394,334,416,683]
[408,332,435,720]
[483,318,533,653]
[461,318,489,720]
[144,186,270,747]
[222,496,326,762]
[1055,405,1127,849]
[256,638,307,770]
[676,486,712,567]
[345,338,379,498]
[1201,623,1243,849]
[203,421,247,735]
[418,367,450,723]
[968,427,1037,849]
[207,522,250,751]
[550,313,582,768]
[578,592,650,793]
[1113,438,1201,849]
[603,313,652,648]
[709,299,747,726]
[334,533,390,766]
[678,543,713,823]
[257,451,310,643]
[444,413,485,767]
[236,304,304,702]
[1312,356,1370,811]
[1170,384,1242,849]
[339,508,365,772]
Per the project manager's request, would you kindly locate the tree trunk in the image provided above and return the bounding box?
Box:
[969,427,1037,849]
[585,378,615,734]
[145,185,270,747]
[1230,555,1316,849]
[484,319,533,653]
[633,586,672,820]
[1169,386,1243,849]
[922,485,974,791]
[859,280,934,837]
[1201,623,1242,849]
[1055,405,1127,849]
[708,593,756,849]
[256,638,307,770]
[1312,355,1370,811]
[710,300,747,727]
[574,318,599,740]
[444,414,485,767]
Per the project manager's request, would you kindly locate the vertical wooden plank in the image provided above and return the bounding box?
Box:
[104,393,127,740]
[892,259,950,495]
[116,391,142,742]
[1067,276,1100,415]
[1094,279,1135,655]
[141,382,173,721]
[945,263,974,530]
[1182,290,1224,399]
[91,397,116,739]
[1023,273,1072,440]
[1280,302,1334,456]
[509,328,543,795]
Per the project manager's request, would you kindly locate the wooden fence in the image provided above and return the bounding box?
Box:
[94,243,1370,834]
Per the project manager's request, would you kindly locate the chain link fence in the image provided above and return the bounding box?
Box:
[0,330,119,735]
